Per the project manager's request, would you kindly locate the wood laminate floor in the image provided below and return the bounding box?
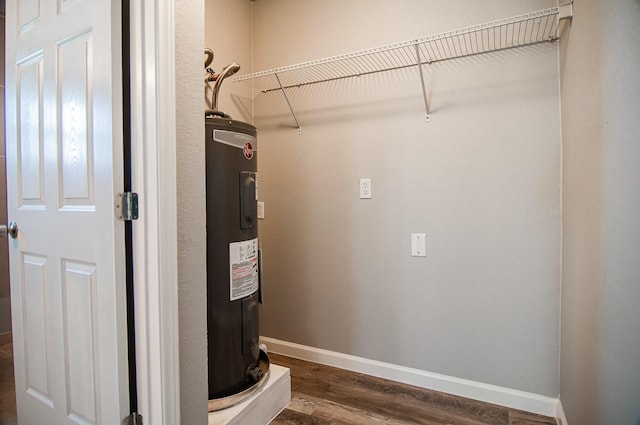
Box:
[0,343,17,425]
[0,342,556,425]
[269,353,556,425]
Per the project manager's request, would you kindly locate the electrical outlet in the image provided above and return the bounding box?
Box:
[360,178,372,199]
[411,233,426,257]
[257,201,265,219]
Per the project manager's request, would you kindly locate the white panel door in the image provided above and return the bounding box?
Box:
[5,0,129,424]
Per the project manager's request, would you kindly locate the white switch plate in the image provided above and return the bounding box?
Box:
[411,233,426,257]
[360,178,372,199]
[257,201,265,219]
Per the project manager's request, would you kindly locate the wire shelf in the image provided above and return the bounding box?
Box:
[233,7,562,93]
[232,5,572,129]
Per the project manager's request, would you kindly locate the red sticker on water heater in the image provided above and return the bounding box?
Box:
[243,142,254,160]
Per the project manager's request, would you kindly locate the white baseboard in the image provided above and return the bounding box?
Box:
[556,399,568,425]
[261,336,558,418]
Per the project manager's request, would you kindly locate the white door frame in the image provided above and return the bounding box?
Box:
[128,1,181,424]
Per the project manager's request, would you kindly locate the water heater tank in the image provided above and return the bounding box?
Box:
[205,117,263,401]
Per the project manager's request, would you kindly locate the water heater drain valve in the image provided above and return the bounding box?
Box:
[247,364,264,382]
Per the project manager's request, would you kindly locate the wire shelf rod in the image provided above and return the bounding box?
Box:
[256,36,558,94]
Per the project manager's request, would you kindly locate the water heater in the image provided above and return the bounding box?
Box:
[205,116,266,408]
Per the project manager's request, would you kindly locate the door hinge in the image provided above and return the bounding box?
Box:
[116,192,139,221]
[125,412,143,425]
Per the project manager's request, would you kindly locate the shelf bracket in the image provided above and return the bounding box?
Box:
[414,44,431,122]
[558,2,573,20]
[274,72,302,134]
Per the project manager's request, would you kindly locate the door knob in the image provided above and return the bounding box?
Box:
[0,221,18,239]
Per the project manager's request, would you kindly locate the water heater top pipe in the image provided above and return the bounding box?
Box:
[204,48,214,69]
[210,62,240,113]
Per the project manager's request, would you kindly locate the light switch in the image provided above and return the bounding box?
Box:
[411,233,426,257]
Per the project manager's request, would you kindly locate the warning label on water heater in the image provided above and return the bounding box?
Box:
[229,238,259,301]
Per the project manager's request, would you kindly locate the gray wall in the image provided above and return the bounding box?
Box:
[204,0,253,123]
[252,0,561,397]
[560,0,640,423]
[176,1,208,423]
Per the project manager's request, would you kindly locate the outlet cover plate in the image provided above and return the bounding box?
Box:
[257,201,265,219]
[360,178,372,199]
